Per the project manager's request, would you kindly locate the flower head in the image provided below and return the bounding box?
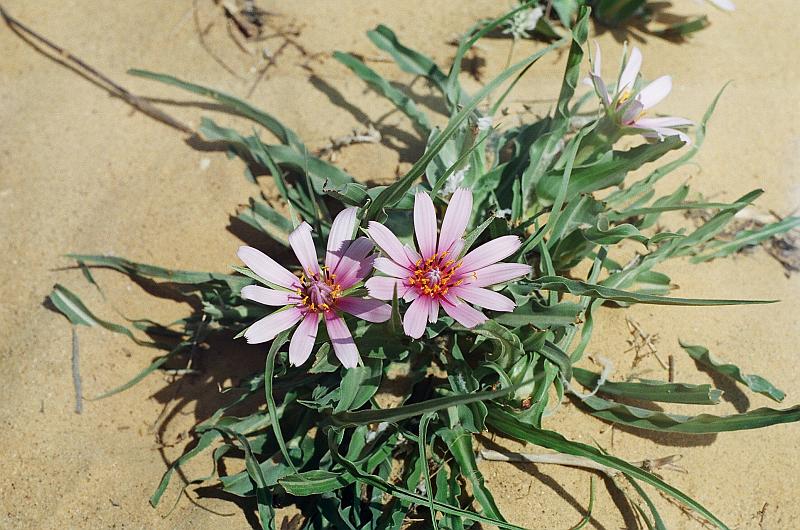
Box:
[237,208,390,368]
[587,43,693,143]
[365,189,531,339]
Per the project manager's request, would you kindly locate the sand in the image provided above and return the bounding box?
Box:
[0,0,797,528]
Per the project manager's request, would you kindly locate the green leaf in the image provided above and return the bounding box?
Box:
[264,330,298,474]
[530,275,776,306]
[128,69,304,151]
[363,38,565,222]
[572,368,722,404]
[66,254,248,291]
[366,25,448,94]
[536,137,684,204]
[680,342,786,402]
[485,405,729,529]
[326,429,525,530]
[441,427,507,523]
[330,384,518,427]
[522,6,589,210]
[691,216,800,263]
[333,51,431,132]
[278,470,349,496]
[334,357,383,413]
[579,394,800,433]
[495,300,581,328]
[236,197,293,247]
[49,284,160,347]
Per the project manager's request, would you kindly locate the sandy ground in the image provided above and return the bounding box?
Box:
[1,0,798,528]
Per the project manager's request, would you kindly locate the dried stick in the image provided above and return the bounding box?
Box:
[71,326,83,414]
[0,5,193,134]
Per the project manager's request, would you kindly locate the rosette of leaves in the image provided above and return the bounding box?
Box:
[50,5,798,530]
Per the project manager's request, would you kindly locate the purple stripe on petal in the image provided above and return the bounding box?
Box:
[324,312,360,368]
[333,237,375,289]
[450,285,515,312]
[467,262,532,287]
[374,257,410,278]
[636,75,672,111]
[237,246,298,289]
[326,207,358,271]
[414,191,438,259]
[440,294,487,329]
[288,222,321,276]
[289,312,320,366]
[438,188,472,255]
[367,221,413,268]
[365,276,410,301]
[403,296,431,339]
[244,307,303,344]
[459,236,521,273]
[338,296,391,323]
[241,285,296,306]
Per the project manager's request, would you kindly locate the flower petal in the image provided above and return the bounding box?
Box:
[326,207,358,271]
[428,299,439,323]
[635,75,672,111]
[450,285,515,312]
[288,222,321,276]
[237,246,298,289]
[244,307,303,344]
[365,276,410,300]
[367,221,413,268]
[638,127,691,144]
[289,312,320,366]
[633,116,693,129]
[618,47,642,95]
[374,257,411,278]
[414,191,438,259]
[324,312,360,368]
[440,295,487,329]
[241,285,296,306]
[707,0,735,11]
[332,237,375,289]
[337,296,391,323]
[438,188,472,255]
[468,263,532,287]
[403,296,431,339]
[459,236,521,273]
[588,42,611,107]
[620,99,644,126]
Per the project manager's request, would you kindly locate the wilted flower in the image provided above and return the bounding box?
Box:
[238,208,390,368]
[587,44,693,142]
[503,5,544,40]
[365,189,531,338]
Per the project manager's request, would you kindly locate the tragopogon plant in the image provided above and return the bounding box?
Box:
[51,5,799,529]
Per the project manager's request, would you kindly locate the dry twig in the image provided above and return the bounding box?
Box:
[626,317,667,370]
[0,5,192,133]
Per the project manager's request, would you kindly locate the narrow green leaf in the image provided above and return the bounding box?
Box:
[580,394,800,433]
[680,342,786,402]
[486,405,729,529]
[333,51,431,132]
[128,69,304,151]
[572,368,722,404]
[530,275,776,306]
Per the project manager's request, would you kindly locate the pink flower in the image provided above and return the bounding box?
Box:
[365,188,531,339]
[587,44,693,143]
[237,207,390,368]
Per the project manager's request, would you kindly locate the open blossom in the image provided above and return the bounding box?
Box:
[365,188,531,339]
[587,44,693,143]
[237,208,390,368]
